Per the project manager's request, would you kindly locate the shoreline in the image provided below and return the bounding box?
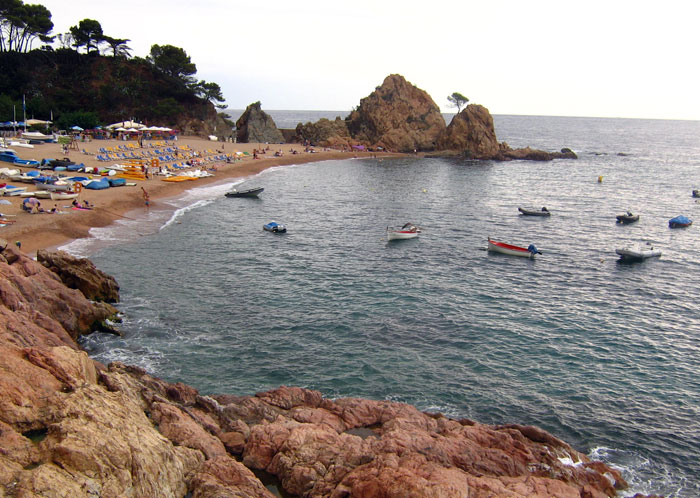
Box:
[1,136,399,256]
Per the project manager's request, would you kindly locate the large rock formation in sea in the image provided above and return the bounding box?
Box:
[436,104,578,161]
[0,242,657,497]
[236,101,285,144]
[345,74,447,152]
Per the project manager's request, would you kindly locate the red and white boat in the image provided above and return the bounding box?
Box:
[387,223,421,241]
[487,237,541,258]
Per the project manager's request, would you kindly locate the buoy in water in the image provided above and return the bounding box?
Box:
[598,176,603,183]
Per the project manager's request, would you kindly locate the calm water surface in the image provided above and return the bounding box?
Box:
[68,115,700,497]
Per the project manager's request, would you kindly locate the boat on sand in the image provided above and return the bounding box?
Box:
[487,237,541,258]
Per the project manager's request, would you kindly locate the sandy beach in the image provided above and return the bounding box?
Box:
[0,136,395,256]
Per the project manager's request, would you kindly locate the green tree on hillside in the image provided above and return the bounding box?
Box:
[0,0,54,52]
[447,92,469,113]
[69,18,103,54]
[194,80,226,108]
[147,44,196,84]
[102,35,131,58]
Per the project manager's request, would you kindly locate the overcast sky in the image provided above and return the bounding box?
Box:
[33,0,699,120]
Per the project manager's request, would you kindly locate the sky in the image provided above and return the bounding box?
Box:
[30,0,700,120]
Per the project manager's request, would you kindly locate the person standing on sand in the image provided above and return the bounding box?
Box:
[141,187,150,209]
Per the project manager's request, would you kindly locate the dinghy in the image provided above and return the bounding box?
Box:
[615,243,662,262]
[616,212,639,224]
[387,223,421,241]
[487,237,541,258]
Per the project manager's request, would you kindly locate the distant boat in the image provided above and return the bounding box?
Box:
[487,237,541,258]
[616,212,639,224]
[225,187,264,198]
[518,207,551,216]
[387,223,421,241]
[263,221,286,233]
[668,215,692,228]
[616,243,662,262]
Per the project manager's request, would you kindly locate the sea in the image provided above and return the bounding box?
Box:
[62,112,700,497]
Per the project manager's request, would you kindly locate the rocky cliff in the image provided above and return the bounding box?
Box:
[0,243,654,497]
[236,102,285,144]
[436,104,577,161]
[345,74,447,152]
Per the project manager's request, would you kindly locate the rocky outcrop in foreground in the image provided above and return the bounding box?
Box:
[0,245,655,497]
[236,101,285,144]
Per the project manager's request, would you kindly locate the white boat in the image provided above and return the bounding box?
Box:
[3,185,27,196]
[487,237,541,258]
[615,243,661,262]
[33,190,52,199]
[50,191,79,200]
[387,223,421,241]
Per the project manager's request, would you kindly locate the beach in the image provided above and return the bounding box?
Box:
[1,136,389,255]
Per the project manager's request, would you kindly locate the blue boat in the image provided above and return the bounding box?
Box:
[669,215,692,228]
[84,179,110,190]
[107,177,127,187]
[263,221,287,233]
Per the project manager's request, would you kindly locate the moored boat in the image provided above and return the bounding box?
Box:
[518,207,551,216]
[263,221,286,233]
[615,243,662,262]
[387,223,421,241]
[225,186,264,198]
[668,215,692,228]
[487,237,541,258]
[616,212,639,224]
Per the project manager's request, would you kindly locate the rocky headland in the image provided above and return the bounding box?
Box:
[279,74,577,161]
[0,241,660,497]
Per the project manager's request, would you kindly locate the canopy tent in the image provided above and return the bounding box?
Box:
[70,125,84,131]
[26,119,51,126]
[105,120,146,130]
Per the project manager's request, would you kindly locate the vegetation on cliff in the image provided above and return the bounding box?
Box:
[0,1,227,135]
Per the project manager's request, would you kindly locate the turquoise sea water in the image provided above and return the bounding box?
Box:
[69,114,700,497]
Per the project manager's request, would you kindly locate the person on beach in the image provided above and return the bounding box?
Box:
[141,187,150,209]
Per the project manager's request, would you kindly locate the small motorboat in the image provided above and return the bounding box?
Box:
[387,222,421,241]
[616,243,662,262]
[518,207,551,216]
[616,212,639,224]
[226,187,264,198]
[487,237,541,258]
[668,215,692,228]
[50,190,79,200]
[263,221,286,233]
